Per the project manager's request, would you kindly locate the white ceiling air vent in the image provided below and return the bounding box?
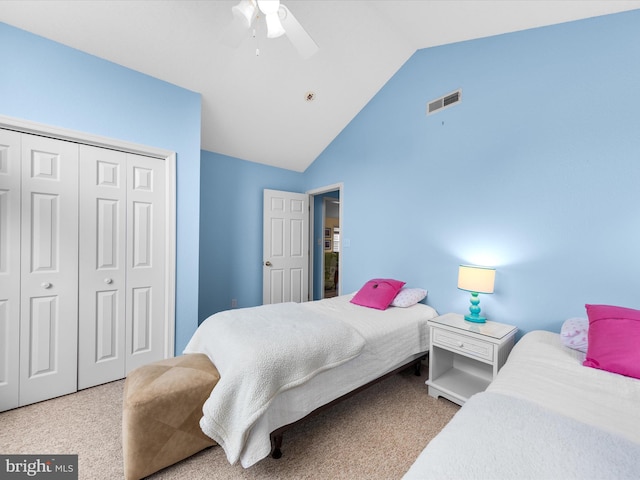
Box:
[426,89,462,115]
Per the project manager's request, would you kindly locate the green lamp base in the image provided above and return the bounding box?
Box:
[464,314,486,323]
[465,292,487,323]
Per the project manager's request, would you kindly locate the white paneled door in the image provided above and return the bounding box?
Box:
[78,148,166,387]
[0,129,21,411]
[0,122,173,412]
[19,134,79,407]
[125,153,166,373]
[263,189,309,304]
[78,146,127,389]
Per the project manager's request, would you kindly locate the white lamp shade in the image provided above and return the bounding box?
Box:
[457,265,495,294]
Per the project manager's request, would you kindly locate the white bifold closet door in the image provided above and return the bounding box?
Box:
[124,153,166,374]
[77,146,127,389]
[78,146,165,389]
[0,129,167,411]
[0,129,22,411]
[19,134,79,407]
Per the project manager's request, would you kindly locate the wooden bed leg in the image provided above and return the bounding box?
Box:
[414,358,424,376]
[271,434,283,459]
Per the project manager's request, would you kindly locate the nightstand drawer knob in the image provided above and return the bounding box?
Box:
[457,341,464,347]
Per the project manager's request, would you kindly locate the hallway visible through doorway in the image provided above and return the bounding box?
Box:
[322,196,340,298]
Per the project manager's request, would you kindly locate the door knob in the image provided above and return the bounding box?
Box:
[265,261,272,267]
[104,278,113,284]
[41,282,52,289]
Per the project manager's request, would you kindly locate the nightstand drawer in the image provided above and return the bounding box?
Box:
[432,329,494,361]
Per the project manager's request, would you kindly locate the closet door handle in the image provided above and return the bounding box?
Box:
[104,278,113,284]
[265,261,272,267]
[41,282,52,289]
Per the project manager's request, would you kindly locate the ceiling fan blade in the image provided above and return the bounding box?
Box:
[279,4,319,59]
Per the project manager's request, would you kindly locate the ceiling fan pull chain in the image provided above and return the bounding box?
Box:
[253,28,260,56]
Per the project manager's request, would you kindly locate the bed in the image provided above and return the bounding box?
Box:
[403,329,640,479]
[184,291,437,468]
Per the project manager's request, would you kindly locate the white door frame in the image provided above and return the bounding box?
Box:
[0,114,176,357]
[307,183,343,299]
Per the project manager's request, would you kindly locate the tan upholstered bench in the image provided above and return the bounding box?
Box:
[122,354,220,480]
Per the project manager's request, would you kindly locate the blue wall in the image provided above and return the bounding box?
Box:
[0,22,202,353]
[4,7,637,351]
[199,10,640,337]
[303,10,640,335]
[199,151,303,319]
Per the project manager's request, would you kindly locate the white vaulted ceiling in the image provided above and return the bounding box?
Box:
[1,1,638,171]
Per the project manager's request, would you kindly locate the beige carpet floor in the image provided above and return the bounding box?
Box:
[0,366,459,480]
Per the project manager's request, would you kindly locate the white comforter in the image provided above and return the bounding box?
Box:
[403,391,640,480]
[487,330,640,444]
[183,301,365,465]
[185,294,438,467]
[403,330,640,479]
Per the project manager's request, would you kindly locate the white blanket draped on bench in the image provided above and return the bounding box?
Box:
[184,302,365,465]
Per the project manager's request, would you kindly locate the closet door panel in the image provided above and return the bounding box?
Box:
[0,129,21,411]
[126,154,165,372]
[78,145,127,389]
[19,134,78,407]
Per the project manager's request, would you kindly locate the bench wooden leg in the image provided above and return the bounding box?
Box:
[271,434,283,459]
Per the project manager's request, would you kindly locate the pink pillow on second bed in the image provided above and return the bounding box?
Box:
[583,304,640,380]
[351,278,405,310]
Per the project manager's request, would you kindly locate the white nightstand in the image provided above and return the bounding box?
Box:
[426,313,517,406]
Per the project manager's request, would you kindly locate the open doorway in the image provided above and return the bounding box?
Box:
[308,184,342,301]
[322,196,340,298]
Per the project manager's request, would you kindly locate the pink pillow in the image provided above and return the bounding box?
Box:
[583,304,640,379]
[351,278,405,310]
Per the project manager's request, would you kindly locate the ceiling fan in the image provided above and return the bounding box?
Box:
[223,0,319,59]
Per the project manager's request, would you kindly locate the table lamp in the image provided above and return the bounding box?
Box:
[457,264,495,323]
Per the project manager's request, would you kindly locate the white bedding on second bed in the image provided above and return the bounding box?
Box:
[188,294,438,467]
[487,330,640,444]
[403,330,640,479]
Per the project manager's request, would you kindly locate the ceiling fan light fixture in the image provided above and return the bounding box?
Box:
[232,0,257,28]
[257,0,285,38]
[257,0,279,15]
[227,0,318,58]
[265,13,286,38]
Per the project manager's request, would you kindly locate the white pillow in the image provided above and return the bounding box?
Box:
[560,317,589,353]
[391,288,428,308]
